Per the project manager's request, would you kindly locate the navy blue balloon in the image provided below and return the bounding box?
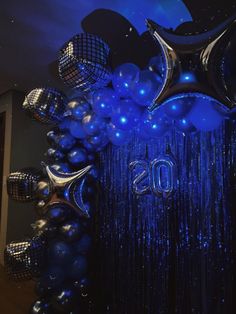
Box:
[73,234,92,255]
[46,203,71,224]
[52,287,77,312]
[73,277,90,297]
[131,70,159,107]
[46,148,64,161]
[48,241,72,265]
[67,147,88,166]
[51,162,71,173]
[112,63,140,97]
[59,117,71,131]
[56,133,76,151]
[107,123,132,146]
[111,99,141,131]
[82,114,107,136]
[68,99,91,120]
[87,132,109,151]
[30,298,53,314]
[35,266,65,296]
[68,255,88,279]
[60,220,83,242]
[47,130,58,146]
[69,120,87,139]
[92,88,119,118]
[148,55,166,77]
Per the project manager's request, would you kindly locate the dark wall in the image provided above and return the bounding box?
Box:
[0,90,49,242]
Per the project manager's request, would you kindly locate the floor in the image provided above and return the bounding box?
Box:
[0,266,36,314]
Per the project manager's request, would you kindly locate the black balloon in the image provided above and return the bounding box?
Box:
[23,87,67,124]
[7,168,43,202]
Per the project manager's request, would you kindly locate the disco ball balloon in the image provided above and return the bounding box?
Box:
[23,88,67,124]
[7,168,43,202]
[59,33,111,92]
[4,236,45,281]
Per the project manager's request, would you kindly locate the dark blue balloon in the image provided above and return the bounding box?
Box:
[148,55,166,77]
[87,132,109,151]
[92,88,119,117]
[47,130,58,146]
[107,123,132,146]
[56,133,76,151]
[35,267,65,296]
[164,96,192,118]
[51,162,71,173]
[48,241,72,265]
[67,147,88,166]
[131,70,159,107]
[46,203,71,223]
[59,117,71,131]
[82,114,107,136]
[68,99,91,120]
[69,120,87,139]
[73,234,92,255]
[60,220,83,242]
[176,117,196,133]
[68,255,88,279]
[46,148,64,161]
[189,97,223,131]
[52,287,77,312]
[141,110,169,138]
[111,99,141,130]
[30,298,53,314]
[73,277,90,297]
[112,63,140,97]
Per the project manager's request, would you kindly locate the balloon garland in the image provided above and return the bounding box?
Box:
[4,13,236,313]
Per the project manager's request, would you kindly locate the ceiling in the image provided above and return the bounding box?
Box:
[0,0,236,95]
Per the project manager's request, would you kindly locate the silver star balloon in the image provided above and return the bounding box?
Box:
[146,13,236,111]
[40,164,93,218]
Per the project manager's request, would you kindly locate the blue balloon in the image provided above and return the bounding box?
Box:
[46,203,71,223]
[92,88,119,117]
[56,133,76,151]
[73,277,90,297]
[73,234,92,255]
[87,132,109,151]
[107,123,132,146]
[46,148,64,161]
[30,298,53,314]
[189,98,223,131]
[131,70,159,107]
[51,162,71,173]
[59,117,71,131]
[48,241,72,265]
[67,147,88,165]
[69,120,87,139]
[112,63,140,97]
[111,99,141,130]
[60,220,83,242]
[68,99,91,120]
[47,130,58,146]
[52,287,76,312]
[141,110,170,138]
[35,267,65,296]
[68,255,87,279]
[148,55,166,77]
[164,96,192,118]
[82,114,107,136]
[176,117,196,133]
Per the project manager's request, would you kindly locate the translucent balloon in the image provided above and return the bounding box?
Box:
[70,100,91,120]
[131,70,160,107]
[112,63,140,97]
[111,99,141,131]
[141,110,170,138]
[69,120,87,139]
[164,96,192,118]
[82,114,107,136]
[176,117,196,133]
[92,88,119,117]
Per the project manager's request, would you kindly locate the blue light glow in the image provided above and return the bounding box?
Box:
[180,72,196,83]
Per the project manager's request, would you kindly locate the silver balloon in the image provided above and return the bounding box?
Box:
[4,236,45,281]
[59,33,111,92]
[7,168,43,202]
[23,87,67,124]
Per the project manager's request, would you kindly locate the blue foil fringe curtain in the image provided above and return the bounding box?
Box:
[93,119,236,314]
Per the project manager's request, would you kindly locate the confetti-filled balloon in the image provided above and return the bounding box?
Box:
[23,88,67,124]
